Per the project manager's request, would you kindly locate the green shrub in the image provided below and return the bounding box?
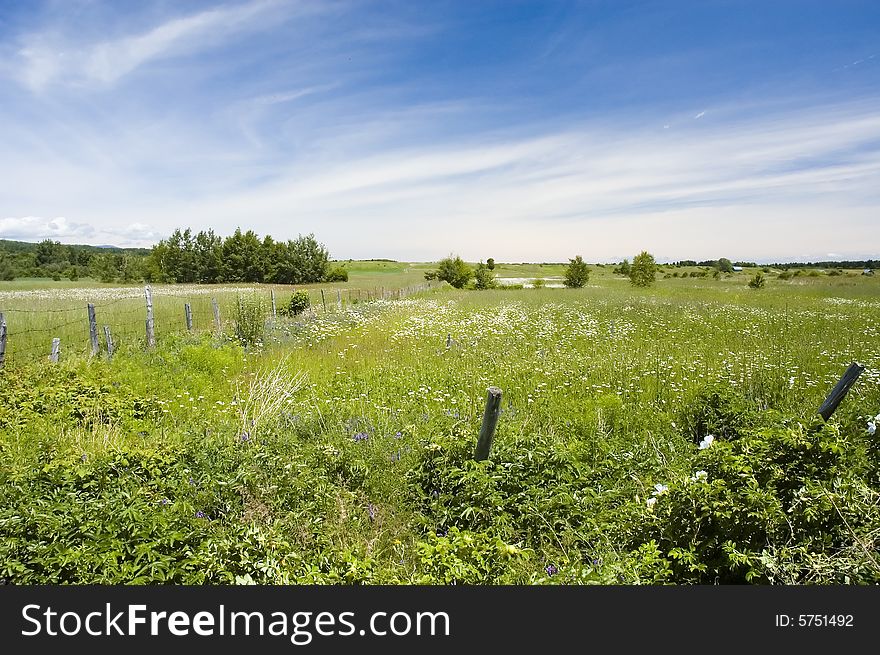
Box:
[531,278,546,289]
[234,294,266,346]
[281,290,311,317]
[748,272,765,289]
[630,252,657,287]
[629,420,880,583]
[474,262,497,290]
[326,267,348,282]
[563,256,590,288]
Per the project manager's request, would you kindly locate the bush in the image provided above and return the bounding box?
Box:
[430,255,473,289]
[629,420,880,583]
[234,294,267,346]
[613,259,630,276]
[629,251,657,287]
[281,290,311,317]
[531,278,546,289]
[326,267,348,282]
[778,271,792,280]
[563,256,590,288]
[748,272,765,289]
[473,262,497,290]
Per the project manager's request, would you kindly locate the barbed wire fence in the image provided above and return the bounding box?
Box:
[0,280,441,369]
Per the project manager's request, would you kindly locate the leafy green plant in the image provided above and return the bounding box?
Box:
[564,256,590,288]
[234,294,267,347]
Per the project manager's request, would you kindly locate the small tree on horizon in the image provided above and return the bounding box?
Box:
[431,254,473,289]
[629,251,657,287]
[474,261,497,289]
[486,257,495,270]
[564,255,590,288]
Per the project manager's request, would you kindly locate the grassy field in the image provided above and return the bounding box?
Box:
[1,265,879,584]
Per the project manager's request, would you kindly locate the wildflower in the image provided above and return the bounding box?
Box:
[394,431,403,439]
[652,483,668,496]
[368,503,377,521]
[692,470,708,482]
[195,511,206,519]
[698,434,714,450]
[80,454,87,462]
[545,564,558,576]
[646,497,657,509]
[239,431,250,442]
[869,421,877,436]
[352,432,369,442]
[159,498,170,506]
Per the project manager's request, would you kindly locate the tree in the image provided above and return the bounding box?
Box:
[716,257,734,274]
[474,261,497,289]
[630,251,657,287]
[748,272,765,289]
[613,258,631,276]
[486,258,495,270]
[564,255,590,288]
[432,255,472,288]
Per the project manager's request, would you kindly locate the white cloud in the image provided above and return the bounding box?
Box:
[694,111,706,119]
[14,0,302,90]
[0,216,95,240]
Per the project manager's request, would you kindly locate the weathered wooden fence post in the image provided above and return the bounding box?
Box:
[270,289,277,320]
[446,333,452,349]
[0,312,7,369]
[184,303,193,332]
[103,326,114,359]
[49,338,60,363]
[321,289,327,312]
[474,386,503,461]
[144,286,155,348]
[336,289,342,311]
[818,362,865,421]
[212,298,221,333]
[87,303,99,357]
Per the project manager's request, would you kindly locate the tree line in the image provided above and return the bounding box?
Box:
[147,228,344,284]
[0,229,346,284]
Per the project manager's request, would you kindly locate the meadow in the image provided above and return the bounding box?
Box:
[1,264,879,584]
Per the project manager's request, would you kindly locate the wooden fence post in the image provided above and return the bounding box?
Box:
[87,303,99,356]
[337,289,342,311]
[818,362,865,421]
[212,298,221,333]
[474,386,503,461]
[270,289,277,320]
[0,312,6,369]
[144,286,155,348]
[49,338,60,363]
[103,326,114,359]
[321,289,327,312]
[184,303,193,331]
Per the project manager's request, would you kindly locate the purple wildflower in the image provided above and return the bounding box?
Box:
[430,490,440,500]
[368,503,377,521]
[545,564,558,576]
[81,454,87,462]
[159,498,170,506]
[391,450,401,462]
[394,431,403,439]
[239,431,250,442]
[195,511,206,519]
[352,432,369,442]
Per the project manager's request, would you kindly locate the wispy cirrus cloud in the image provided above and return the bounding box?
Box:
[12,0,317,90]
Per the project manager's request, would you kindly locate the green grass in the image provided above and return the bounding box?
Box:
[1,270,879,584]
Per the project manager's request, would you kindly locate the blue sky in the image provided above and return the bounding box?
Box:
[1,0,878,262]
